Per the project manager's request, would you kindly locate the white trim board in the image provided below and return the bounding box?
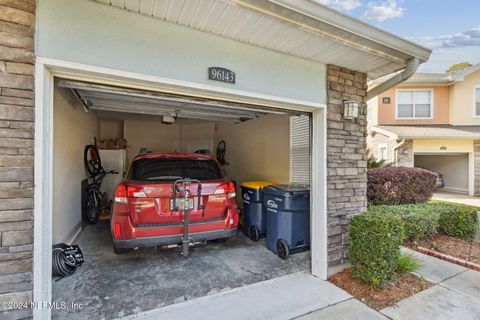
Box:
[33,57,328,319]
[473,85,480,118]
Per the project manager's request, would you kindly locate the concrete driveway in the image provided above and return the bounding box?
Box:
[432,191,480,207]
[125,248,480,320]
[380,248,480,320]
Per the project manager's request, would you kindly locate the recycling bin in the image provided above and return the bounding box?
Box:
[262,184,310,259]
[240,181,273,241]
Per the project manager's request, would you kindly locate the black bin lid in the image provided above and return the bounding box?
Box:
[262,184,310,198]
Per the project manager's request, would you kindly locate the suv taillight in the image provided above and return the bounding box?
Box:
[115,184,147,203]
[126,185,147,198]
[114,184,128,204]
[214,182,236,199]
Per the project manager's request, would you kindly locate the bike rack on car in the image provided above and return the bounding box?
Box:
[172,179,203,257]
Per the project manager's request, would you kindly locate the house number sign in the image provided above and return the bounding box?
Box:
[208,67,235,84]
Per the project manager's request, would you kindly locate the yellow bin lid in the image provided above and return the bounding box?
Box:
[240,181,273,190]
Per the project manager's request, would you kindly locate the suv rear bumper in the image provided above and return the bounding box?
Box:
[113,228,237,249]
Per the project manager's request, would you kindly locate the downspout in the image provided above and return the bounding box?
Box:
[366,58,420,101]
[393,138,406,167]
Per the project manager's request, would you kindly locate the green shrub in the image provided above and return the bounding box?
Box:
[368,204,439,242]
[430,201,478,240]
[397,253,422,274]
[349,212,405,288]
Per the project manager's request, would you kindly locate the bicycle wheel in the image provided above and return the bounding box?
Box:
[82,189,101,224]
[84,144,102,176]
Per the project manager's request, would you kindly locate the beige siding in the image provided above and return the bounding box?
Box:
[413,139,474,153]
[367,131,396,164]
[450,69,480,125]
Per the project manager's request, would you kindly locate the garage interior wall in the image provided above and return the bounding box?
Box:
[53,87,99,243]
[214,114,290,185]
[122,120,215,165]
[415,154,469,193]
[99,120,123,139]
[96,114,290,186]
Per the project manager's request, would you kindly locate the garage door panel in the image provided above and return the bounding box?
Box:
[57,79,308,123]
[414,154,469,193]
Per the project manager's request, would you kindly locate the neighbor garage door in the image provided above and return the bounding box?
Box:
[414,154,469,194]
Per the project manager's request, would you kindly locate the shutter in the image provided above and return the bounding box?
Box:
[290,115,311,185]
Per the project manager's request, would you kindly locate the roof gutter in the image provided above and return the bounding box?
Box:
[366,57,420,101]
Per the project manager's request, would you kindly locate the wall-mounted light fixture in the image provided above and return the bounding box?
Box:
[343,100,359,120]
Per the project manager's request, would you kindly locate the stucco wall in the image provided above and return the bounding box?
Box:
[52,87,100,243]
[214,115,291,187]
[377,86,450,125]
[36,0,327,104]
[450,69,480,125]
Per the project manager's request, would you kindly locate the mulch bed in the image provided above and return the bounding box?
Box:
[329,268,432,310]
[414,235,480,265]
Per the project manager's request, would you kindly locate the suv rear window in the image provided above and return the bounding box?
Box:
[128,158,222,181]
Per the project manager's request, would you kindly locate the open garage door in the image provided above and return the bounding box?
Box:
[57,80,308,122]
[51,78,314,319]
[415,154,470,194]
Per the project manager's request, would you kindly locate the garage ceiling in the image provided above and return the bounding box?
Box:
[57,79,302,122]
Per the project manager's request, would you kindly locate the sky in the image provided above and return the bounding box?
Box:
[314,0,480,72]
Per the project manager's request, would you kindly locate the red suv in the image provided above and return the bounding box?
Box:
[110,153,239,253]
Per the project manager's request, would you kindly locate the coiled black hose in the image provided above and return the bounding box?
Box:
[52,244,84,277]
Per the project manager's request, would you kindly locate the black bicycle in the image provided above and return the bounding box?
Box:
[82,144,117,224]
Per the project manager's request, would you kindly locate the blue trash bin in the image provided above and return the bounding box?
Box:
[262,184,310,259]
[240,181,273,241]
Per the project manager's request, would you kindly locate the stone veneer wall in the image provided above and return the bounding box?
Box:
[326,65,368,266]
[395,140,414,167]
[0,1,36,319]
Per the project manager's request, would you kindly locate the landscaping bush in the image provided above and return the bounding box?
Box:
[397,253,422,274]
[367,167,436,205]
[430,201,478,240]
[368,205,439,242]
[349,212,405,288]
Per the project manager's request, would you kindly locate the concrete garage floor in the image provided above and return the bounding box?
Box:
[52,221,310,320]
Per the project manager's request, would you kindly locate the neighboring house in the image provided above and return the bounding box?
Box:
[0,1,431,319]
[367,64,480,195]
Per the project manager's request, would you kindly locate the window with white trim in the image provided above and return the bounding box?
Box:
[396,90,432,119]
[377,144,387,161]
[475,87,480,116]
